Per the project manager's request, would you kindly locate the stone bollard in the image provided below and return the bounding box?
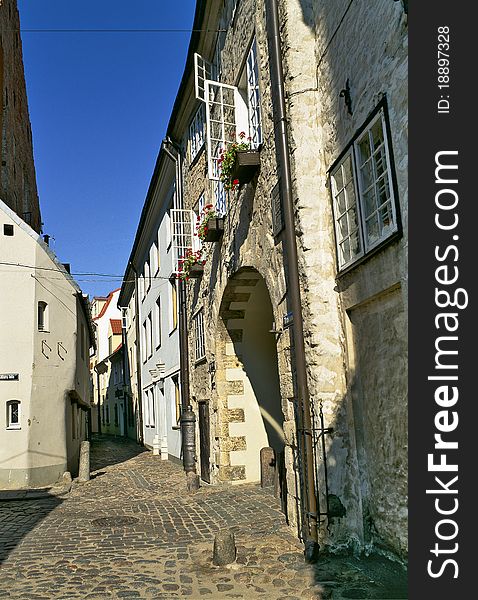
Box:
[260,447,275,488]
[213,530,236,566]
[187,471,200,493]
[78,440,90,482]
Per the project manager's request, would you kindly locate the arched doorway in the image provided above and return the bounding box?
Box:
[214,268,285,485]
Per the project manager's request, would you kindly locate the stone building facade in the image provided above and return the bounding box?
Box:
[134,0,408,560]
[0,0,41,232]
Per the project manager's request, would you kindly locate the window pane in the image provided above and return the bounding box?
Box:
[370,118,384,151]
[350,231,361,258]
[380,202,394,232]
[365,214,380,245]
[377,173,390,206]
[332,166,343,192]
[336,190,346,215]
[360,160,374,191]
[345,182,356,210]
[343,156,353,185]
[337,215,349,240]
[375,146,387,178]
[362,187,376,219]
[11,403,19,423]
[357,134,372,164]
[339,239,351,265]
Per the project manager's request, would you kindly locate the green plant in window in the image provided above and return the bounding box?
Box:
[218,131,251,191]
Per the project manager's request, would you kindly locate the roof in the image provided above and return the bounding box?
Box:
[93,288,121,320]
[110,319,122,335]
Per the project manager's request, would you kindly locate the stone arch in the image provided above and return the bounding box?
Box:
[214,267,285,483]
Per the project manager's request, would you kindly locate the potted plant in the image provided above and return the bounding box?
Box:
[218,131,260,191]
[196,204,224,242]
[177,248,206,281]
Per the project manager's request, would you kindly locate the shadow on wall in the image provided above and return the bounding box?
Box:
[0,495,63,564]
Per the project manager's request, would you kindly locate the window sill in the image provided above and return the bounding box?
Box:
[172,426,181,431]
[6,425,21,431]
[195,356,207,367]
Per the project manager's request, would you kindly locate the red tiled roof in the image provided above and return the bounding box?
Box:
[110,319,122,335]
[92,288,121,320]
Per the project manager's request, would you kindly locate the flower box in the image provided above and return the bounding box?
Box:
[188,263,204,278]
[231,150,260,185]
[203,217,224,242]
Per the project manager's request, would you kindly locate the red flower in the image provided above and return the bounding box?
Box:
[233,179,239,185]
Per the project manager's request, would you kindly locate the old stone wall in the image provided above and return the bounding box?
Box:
[281,0,408,557]
[173,0,408,560]
[0,0,41,232]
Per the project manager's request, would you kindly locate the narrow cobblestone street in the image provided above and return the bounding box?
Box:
[0,436,407,599]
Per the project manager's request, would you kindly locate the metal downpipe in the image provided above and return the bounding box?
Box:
[265,0,319,562]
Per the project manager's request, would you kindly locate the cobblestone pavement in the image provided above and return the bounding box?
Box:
[0,435,407,599]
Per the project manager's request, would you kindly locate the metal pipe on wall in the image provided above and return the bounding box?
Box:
[266,0,319,562]
[163,138,197,475]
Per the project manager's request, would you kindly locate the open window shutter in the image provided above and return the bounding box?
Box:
[205,80,237,180]
[171,209,198,273]
[194,53,213,103]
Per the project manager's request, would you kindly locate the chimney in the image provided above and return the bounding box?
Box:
[43,234,50,246]
[63,263,71,274]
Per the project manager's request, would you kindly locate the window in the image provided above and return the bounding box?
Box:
[170,279,178,332]
[114,404,119,427]
[106,405,110,424]
[6,400,21,430]
[38,301,48,332]
[144,389,150,427]
[3,224,14,236]
[142,320,147,363]
[189,105,205,161]
[173,376,181,424]
[139,274,145,301]
[150,242,159,277]
[147,313,153,358]
[145,260,151,293]
[149,387,155,427]
[195,36,262,190]
[245,38,263,148]
[193,308,206,362]
[330,107,399,271]
[154,296,161,349]
[102,405,105,425]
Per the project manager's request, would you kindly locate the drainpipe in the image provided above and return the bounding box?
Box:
[163,138,197,475]
[266,0,319,562]
[131,263,144,445]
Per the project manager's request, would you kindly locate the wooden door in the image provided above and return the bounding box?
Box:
[198,401,210,483]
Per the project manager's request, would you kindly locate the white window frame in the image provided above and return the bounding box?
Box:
[189,104,205,162]
[245,37,263,148]
[193,308,206,362]
[330,108,399,271]
[6,400,21,430]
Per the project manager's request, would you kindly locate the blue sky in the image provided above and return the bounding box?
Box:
[18,0,196,298]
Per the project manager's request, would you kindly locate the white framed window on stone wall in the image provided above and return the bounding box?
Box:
[189,104,205,162]
[193,308,206,363]
[6,400,21,430]
[245,37,263,148]
[329,105,400,271]
[194,34,262,190]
